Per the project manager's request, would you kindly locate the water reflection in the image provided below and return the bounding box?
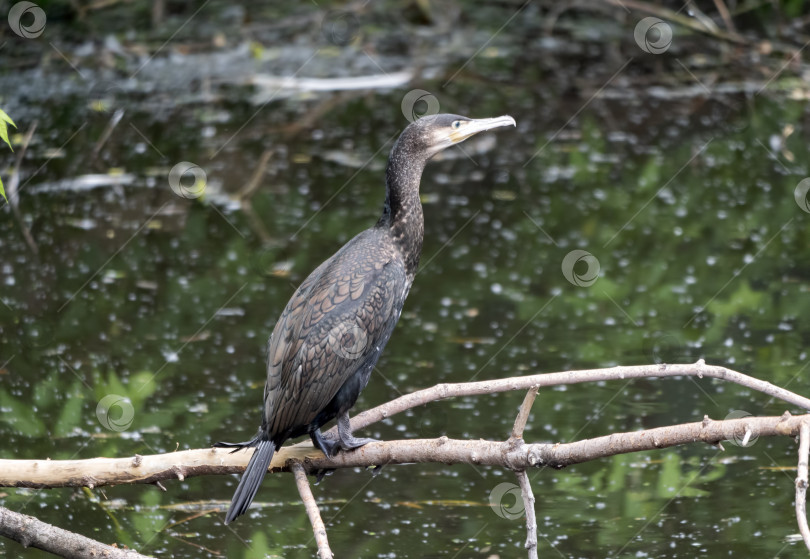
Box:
[2,5,810,557]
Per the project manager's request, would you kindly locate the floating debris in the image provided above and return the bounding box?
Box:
[28,173,135,194]
[251,70,413,102]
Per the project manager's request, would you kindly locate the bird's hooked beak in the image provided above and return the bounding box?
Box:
[428,115,516,156]
[449,115,516,144]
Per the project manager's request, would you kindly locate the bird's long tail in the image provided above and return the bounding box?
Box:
[224,439,275,524]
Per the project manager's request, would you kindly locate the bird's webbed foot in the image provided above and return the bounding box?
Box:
[310,413,378,459]
[336,412,378,451]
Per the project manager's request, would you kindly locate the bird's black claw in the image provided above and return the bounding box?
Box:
[323,444,341,459]
[313,469,336,484]
[311,429,342,458]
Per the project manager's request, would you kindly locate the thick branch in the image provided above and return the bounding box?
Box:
[0,445,318,489]
[340,362,810,437]
[0,505,152,559]
[291,462,333,559]
[1,414,804,488]
[797,422,810,552]
[2,364,805,559]
[2,363,801,489]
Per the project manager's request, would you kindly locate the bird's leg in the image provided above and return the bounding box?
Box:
[308,429,339,482]
[336,415,386,475]
[336,411,378,451]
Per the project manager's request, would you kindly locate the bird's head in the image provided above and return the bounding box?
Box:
[400,113,516,159]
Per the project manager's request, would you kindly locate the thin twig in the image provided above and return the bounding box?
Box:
[511,386,539,440]
[686,0,721,34]
[290,462,333,559]
[515,470,538,559]
[240,201,272,244]
[712,0,739,36]
[90,108,125,164]
[343,361,810,436]
[7,120,39,255]
[8,120,36,207]
[235,148,273,201]
[796,422,810,552]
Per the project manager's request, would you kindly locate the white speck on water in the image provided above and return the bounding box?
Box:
[163,350,179,363]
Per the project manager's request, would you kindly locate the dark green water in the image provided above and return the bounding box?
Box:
[2,4,810,558]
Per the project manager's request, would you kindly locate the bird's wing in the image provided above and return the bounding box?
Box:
[260,258,329,434]
[263,238,408,438]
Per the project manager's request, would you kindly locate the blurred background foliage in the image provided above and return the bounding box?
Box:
[2,0,810,557]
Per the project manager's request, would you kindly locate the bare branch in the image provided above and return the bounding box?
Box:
[511,386,539,441]
[291,462,334,559]
[515,470,538,559]
[0,505,153,559]
[1,414,806,488]
[0,445,316,489]
[796,422,810,552]
[341,362,810,436]
[3,363,802,488]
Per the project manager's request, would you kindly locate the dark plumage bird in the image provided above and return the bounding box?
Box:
[218,113,516,524]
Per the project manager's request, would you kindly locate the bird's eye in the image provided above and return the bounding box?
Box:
[452,121,461,129]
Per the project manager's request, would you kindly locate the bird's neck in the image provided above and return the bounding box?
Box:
[377,147,426,277]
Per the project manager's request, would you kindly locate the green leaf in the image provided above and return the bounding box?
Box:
[0,389,46,437]
[130,370,157,402]
[53,381,86,437]
[0,175,6,203]
[656,452,681,498]
[0,109,16,152]
[0,109,15,127]
[33,371,60,408]
[606,453,628,492]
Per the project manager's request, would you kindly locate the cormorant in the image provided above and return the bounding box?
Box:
[219,113,516,524]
